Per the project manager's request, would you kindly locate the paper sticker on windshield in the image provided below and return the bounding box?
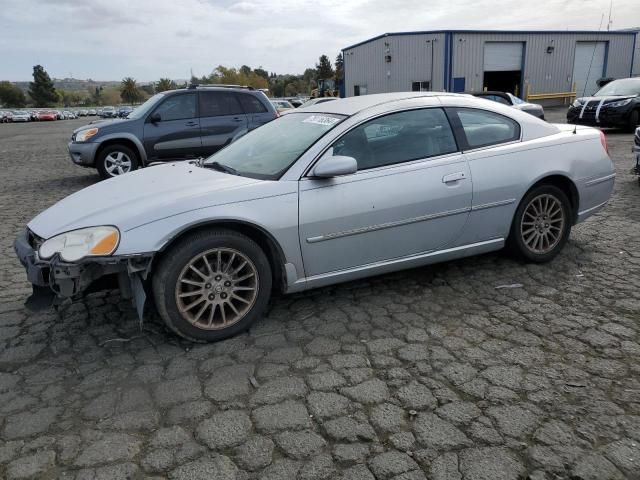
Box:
[303,115,339,126]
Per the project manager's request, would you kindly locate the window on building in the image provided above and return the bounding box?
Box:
[354,85,367,96]
[411,81,430,92]
[331,108,457,170]
[453,108,520,149]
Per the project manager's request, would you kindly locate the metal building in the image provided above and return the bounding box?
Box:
[342,29,638,103]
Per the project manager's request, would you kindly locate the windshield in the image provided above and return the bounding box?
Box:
[204,112,345,179]
[595,79,640,97]
[126,94,164,119]
[507,93,526,104]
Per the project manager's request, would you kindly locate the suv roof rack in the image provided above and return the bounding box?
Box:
[188,83,254,90]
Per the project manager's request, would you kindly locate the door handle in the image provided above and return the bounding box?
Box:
[232,117,244,122]
[442,172,467,183]
[185,121,198,126]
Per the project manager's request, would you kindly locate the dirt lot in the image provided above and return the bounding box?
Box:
[0,110,639,480]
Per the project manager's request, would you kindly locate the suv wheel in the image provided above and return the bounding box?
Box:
[152,229,272,342]
[96,144,139,179]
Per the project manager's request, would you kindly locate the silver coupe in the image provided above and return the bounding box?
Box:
[15,92,615,342]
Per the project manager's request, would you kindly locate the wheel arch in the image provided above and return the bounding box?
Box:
[155,220,288,294]
[523,174,580,224]
[95,135,147,166]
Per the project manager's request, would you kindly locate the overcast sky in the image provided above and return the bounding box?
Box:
[0,0,638,81]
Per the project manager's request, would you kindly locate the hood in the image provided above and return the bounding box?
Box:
[28,162,276,239]
[575,94,637,104]
[73,118,127,132]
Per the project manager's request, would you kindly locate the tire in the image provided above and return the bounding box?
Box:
[507,184,572,263]
[627,110,639,133]
[96,144,139,179]
[152,229,272,342]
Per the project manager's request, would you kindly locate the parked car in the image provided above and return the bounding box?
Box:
[37,111,57,121]
[11,110,31,122]
[271,99,295,113]
[100,106,117,118]
[54,110,64,120]
[68,85,277,178]
[1,111,14,123]
[471,91,545,119]
[88,109,97,116]
[633,127,640,186]
[96,108,103,116]
[63,111,77,119]
[78,109,88,117]
[29,111,39,121]
[299,97,339,108]
[567,77,640,131]
[16,92,614,342]
[118,106,134,118]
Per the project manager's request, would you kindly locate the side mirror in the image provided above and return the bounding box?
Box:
[310,148,357,178]
[149,112,161,123]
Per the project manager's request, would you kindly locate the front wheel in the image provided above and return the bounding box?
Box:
[507,185,572,263]
[96,144,139,179]
[152,229,272,342]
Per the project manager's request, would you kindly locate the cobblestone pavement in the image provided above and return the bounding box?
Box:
[0,110,639,480]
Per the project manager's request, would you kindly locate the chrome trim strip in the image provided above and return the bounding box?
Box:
[471,198,516,211]
[306,206,471,244]
[578,200,608,217]
[302,238,505,283]
[585,173,616,187]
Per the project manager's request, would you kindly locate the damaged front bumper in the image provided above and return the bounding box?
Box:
[14,229,153,318]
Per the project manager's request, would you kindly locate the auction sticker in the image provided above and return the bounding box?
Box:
[303,115,340,126]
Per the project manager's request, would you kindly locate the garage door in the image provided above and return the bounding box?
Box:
[484,42,524,71]
[573,42,607,97]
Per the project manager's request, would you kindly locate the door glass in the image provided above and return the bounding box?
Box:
[154,94,196,121]
[332,108,458,170]
[199,91,244,117]
[456,108,520,149]
[238,93,267,113]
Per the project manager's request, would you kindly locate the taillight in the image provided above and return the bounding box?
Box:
[274,110,280,118]
[600,131,609,156]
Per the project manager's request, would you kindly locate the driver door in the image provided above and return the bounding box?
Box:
[298,108,472,277]
[143,92,201,161]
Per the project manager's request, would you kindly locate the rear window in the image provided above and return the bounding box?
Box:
[454,108,520,149]
[238,94,268,113]
[199,91,244,117]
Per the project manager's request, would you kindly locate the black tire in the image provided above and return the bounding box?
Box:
[507,184,572,263]
[96,144,139,179]
[627,110,639,133]
[152,229,272,342]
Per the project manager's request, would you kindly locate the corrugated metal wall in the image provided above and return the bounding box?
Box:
[344,30,636,101]
[343,33,446,96]
[633,32,640,76]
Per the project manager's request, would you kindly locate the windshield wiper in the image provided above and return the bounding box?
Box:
[204,161,239,176]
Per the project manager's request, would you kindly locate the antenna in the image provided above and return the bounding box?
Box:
[607,0,613,30]
[581,13,606,96]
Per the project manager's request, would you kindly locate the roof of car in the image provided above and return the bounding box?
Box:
[299,92,462,116]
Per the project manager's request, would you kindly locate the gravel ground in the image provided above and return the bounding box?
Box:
[0,109,639,480]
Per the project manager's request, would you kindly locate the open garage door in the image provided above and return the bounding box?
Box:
[483,42,524,95]
[573,42,607,97]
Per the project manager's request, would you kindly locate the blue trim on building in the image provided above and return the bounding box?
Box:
[341,49,346,98]
[342,29,637,52]
[520,41,527,97]
[603,41,610,78]
[631,33,637,76]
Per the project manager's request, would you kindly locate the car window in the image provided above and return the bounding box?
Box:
[238,94,267,113]
[455,108,520,149]
[331,108,458,171]
[154,93,196,121]
[199,91,244,117]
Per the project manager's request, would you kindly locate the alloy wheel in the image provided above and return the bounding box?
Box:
[104,151,132,176]
[520,193,565,254]
[175,248,259,330]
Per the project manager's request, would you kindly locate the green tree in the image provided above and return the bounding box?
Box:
[59,89,86,107]
[156,78,177,92]
[315,55,334,80]
[120,77,142,104]
[28,65,58,107]
[253,67,269,80]
[239,65,252,77]
[335,52,344,82]
[0,81,27,107]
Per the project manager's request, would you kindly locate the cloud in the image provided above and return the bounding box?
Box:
[0,0,637,81]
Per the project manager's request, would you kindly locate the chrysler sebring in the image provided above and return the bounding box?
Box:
[15,92,615,342]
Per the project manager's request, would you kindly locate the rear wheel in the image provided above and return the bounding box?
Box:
[96,144,139,179]
[507,185,572,263]
[152,229,272,342]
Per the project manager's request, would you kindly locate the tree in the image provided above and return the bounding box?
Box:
[156,78,177,92]
[28,65,58,107]
[253,67,269,80]
[315,55,334,80]
[120,77,143,104]
[59,89,86,107]
[239,65,252,77]
[0,81,27,107]
[335,52,344,82]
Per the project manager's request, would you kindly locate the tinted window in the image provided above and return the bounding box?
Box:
[332,108,458,170]
[456,108,520,149]
[238,94,267,113]
[482,94,510,105]
[154,93,196,121]
[199,91,244,117]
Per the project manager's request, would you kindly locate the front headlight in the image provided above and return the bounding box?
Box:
[572,100,584,108]
[38,226,120,262]
[606,98,632,108]
[75,127,98,142]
